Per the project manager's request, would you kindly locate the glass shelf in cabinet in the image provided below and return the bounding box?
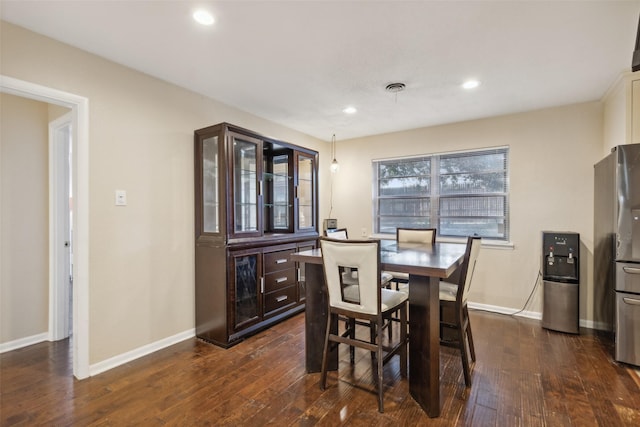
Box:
[263,172,292,181]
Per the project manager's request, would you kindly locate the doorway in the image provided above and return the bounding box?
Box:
[1,75,90,379]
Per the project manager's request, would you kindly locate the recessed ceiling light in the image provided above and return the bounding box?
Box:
[462,80,480,89]
[343,106,357,114]
[193,10,214,26]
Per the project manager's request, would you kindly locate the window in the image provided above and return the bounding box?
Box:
[373,147,509,240]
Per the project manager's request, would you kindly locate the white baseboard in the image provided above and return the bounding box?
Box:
[89,328,195,377]
[468,302,613,331]
[468,301,542,320]
[0,332,49,353]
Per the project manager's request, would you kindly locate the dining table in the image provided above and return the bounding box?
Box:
[290,239,467,418]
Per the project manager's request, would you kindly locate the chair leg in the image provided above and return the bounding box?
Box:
[460,340,472,387]
[348,318,356,364]
[464,305,476,361]
[320,309,333,391]
[457,308,472,387]
[321,305,405,413]
[377,322,384,413]
[370,321,377,362]
[400,303,408,377]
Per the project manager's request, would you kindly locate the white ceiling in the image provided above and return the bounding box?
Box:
[2,1,639,141]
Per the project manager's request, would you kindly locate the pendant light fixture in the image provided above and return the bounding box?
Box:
[330,134,340,173]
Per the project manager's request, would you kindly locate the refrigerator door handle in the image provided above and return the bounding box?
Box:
[622,266,640,275]
[622,297,640,306]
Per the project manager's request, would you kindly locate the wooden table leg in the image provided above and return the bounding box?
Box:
[408,274,440,417]
[304,263,338,373]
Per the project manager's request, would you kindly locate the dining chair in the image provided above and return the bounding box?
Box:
[325,228,349,240]
[391,227,437,291]
[439,236,481,386]
[323,228,393,286]
[319,237,408,413]
[323,227,394,346]
[398,227,437,244]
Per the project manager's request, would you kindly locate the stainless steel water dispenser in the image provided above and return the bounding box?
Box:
[542,231,580,334]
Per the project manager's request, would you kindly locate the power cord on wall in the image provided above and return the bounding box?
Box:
[470,269,543,317]
[508,270,542,316]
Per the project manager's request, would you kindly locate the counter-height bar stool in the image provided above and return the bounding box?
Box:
[385,228,437,338]
[319,237,408,413]
[325,228,348,240]
[323,228,394,358]
[391,227,437,292]
[439,236,481,386]
[324,228,393,286]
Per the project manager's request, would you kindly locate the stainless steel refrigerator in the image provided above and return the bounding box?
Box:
[594,143,640,367]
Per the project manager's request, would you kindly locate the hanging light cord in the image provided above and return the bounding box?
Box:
[329,173,334,218]
[329,134,335,218]
[331,134,336,160]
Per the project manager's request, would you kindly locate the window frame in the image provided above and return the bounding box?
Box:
[372,146,509,241]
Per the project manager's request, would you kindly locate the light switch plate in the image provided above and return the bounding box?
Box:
[115,190,127,206]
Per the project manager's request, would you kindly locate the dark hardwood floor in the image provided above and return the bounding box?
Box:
[1,310,639,426]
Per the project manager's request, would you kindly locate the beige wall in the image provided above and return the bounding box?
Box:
[1,21,328,364]
[0,93,50,342]
[333,102,604,324]
[0,18,614,368]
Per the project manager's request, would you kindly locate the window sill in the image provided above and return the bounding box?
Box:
[370,233,514,250]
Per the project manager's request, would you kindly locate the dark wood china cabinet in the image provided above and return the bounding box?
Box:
[194,123,318,348]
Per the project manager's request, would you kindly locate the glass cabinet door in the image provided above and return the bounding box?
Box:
[201,136,219,233]
[296,153,315,231]
[271,154,290,230]
[231,133,261,235]
[232,251,261,330]
[263,143,294,233]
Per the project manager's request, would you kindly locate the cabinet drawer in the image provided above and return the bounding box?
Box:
[265,268,296,293]
[264,285,297,314]
[264,249,295,273]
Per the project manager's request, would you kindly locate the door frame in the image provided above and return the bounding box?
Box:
[1,75,90,379]
[49,111,72,342]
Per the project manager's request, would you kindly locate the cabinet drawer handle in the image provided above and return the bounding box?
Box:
[276,259,288,264]
[623,297,640,306]
[622,266,640,275]
[276,295,288,302]
[275,277,288,283]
